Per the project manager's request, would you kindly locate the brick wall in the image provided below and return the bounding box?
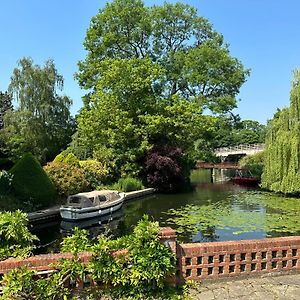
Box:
[0,249,128,275]
[0,228,299,285]
[176,235,300,282]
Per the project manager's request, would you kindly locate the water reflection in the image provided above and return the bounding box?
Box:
[32,170,300,252]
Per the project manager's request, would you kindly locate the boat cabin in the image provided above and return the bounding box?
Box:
[66,190,120,208]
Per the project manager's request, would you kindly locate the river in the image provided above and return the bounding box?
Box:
[32,169,300,252]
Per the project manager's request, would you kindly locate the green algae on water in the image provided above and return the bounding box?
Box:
[166,191,300,240]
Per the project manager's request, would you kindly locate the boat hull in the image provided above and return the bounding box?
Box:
[60,196,124,221]
[231,177,260,186]
[60,209,123,232]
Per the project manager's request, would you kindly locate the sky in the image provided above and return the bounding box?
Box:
[1,0,300,124]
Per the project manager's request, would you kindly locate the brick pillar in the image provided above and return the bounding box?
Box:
[159,227,177,256]
[159,227,178,285]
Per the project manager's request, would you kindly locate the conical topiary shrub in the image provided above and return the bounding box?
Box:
[10,153,56,209]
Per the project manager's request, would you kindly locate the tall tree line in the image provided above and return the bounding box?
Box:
[262,69,300,194]
[0,58,74,163]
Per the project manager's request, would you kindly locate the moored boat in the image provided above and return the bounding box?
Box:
[60,209,123,233]
[60,190,125,221]
[231,169,260,186]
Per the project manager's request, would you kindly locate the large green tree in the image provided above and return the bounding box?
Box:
[73,0,249,181]
[76,0,249,113]
[74,58,214,176]
[0,58,75,162]
[261,69,300,194]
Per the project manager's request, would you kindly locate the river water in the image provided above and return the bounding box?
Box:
[32,169,300,252]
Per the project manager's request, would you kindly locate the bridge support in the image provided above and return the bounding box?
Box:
[212,168,235,183]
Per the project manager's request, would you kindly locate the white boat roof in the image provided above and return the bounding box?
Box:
[71,190,119,198]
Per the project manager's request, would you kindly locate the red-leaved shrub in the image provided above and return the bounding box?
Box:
[144,146,189,192]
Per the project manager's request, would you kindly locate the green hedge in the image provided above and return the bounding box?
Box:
[0,158,14,170]
[10,153,56,209]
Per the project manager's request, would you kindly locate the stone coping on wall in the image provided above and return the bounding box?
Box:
[177,236,300,282]
[180,236,300,254]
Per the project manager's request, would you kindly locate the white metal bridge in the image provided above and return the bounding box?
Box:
[214,143,265,158]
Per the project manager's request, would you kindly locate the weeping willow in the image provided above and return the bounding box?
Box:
[262,69,300,194]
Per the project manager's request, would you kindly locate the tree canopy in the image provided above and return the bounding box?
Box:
[0,58,75,162]
[73,57,215,177]
[76,0,249,114]
[214,118,266,148]
[72,0,249,184]
[261,69,300,194]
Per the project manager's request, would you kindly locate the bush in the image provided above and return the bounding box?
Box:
[44,162,89,196]
[144,146,190,192]
[239,151,264,178]
[0,170,13,195]
[54,151,80,166]
[0,216,176,300]
[0,158,14,170]
[0,210,38,260]
[1,267,70,300]
[0,194,25,211]
[10,153,56,208]
[79,160,110,189]
[115,177,144,192]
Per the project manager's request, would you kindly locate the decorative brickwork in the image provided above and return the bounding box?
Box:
[0,228,300,286]
[0,250,128,276]
[177,236,300,282]
[0,252,92,274]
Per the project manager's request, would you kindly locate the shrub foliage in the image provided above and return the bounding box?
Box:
[1,216,176,300]
[80,160,110,189]
[44,162,88,196]
[0,210,38,260]
[9,153,56,208]
[0,170,13,195]
[239,151,264,179]
[54,151,80,166]
[114,177,144,192]
[144,146,190,192]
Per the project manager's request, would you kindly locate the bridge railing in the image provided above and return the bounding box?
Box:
[214,143,265,157]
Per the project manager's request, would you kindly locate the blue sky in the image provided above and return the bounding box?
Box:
[1,0,299,124]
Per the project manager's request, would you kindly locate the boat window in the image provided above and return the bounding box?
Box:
[98,195,107,202]
[69,196,80,204]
